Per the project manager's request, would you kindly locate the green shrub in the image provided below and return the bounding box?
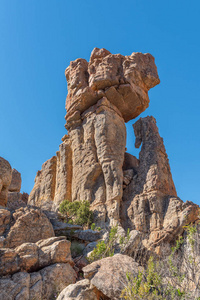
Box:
[88,226,118,262]
[88,226,131,263]
[91,223,96,230]
[59,199,93,227]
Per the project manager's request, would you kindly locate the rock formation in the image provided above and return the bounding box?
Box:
[0,157,12,207]
[58,254,140,300]
[0,207,55,248]
[121,116,199,253]
[28,47,199,253]
[0,159,28,209]
[0,207,76,300]
[28,48,160,227]
[9,169,21,192]
[1,48,200,299]
[0,237,76,300]
[28,140,72,211]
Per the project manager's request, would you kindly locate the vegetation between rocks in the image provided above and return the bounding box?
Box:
[88,225,130,262]
[121,224,200,300]
[59,199,94,227]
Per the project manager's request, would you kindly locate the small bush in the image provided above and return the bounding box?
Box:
[91,223,96,230]
[88,226,118,262]
[59,199,93,227]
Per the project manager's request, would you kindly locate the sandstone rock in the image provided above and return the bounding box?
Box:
[9,169,21,192]
[73,229,102,242]
[123,152,139,171]
[0,157,12,207]
[0,236,73,276]
[0,272,30,300]
[7,191,28,211]
[28,140,72,211]
[28,156,57,210]
[83,242,97,257]
[28,49,160,229]
[40,263,76,300]
[53,139,72,210]
[7,192,25,210]
[56,279,98,300]
[83,253,140,300]
[0,263,76,300]
[0,209,10,235]
[121,116,199,252]
[67,97,126,227]
[65,47,160,122]
[123,169,134,186]
[3,207,54,248]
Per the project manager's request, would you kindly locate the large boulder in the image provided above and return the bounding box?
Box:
[83,254,140,300]
[9,169,22,192]
[0,236,76,300]
[0,236,73,276]
[0,157,12,207]
[65,47,160,122]
[0,263,76,300]
[0,207,55,248]
[56,279,99,300]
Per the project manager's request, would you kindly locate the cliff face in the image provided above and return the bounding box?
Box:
[27,48,199,250]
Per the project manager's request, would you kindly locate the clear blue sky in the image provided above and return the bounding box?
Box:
[0,1,199,205]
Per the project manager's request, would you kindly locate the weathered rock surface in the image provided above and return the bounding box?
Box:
[0,236,73,276]
[0,157,12,207]
[83,254,140,300]
[67,97,126,226]
[7,191,28,211]
[28,156,57,210]
[0,263,76,300]
[57,279,99,300]
[28,139,72,211]
[0,207,55,248]
[73,229,102,242]
[65,47,160,122]
[9,169,22,192]
[0,209,10,236]
[28,48,159,228]
[121,116,199,252]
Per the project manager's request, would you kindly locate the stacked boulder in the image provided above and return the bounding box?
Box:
[0,206,76,300]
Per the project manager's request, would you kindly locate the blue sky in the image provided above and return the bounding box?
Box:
[0,0,199,205]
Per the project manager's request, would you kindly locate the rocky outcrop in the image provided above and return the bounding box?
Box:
[0,157,12,207]
[9,169,21,192]
[65,47,160,122]
[121,116,199,253]
[0,236,73,275]
[0,263,76,300]
[28,48,160,227]
[0,164,29,210]
[57,254,140,300]
[67,97,126,226]
[0,207,55,248]
[0,208,76,300]
[28,139,72,211]
[57,279,99,300]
